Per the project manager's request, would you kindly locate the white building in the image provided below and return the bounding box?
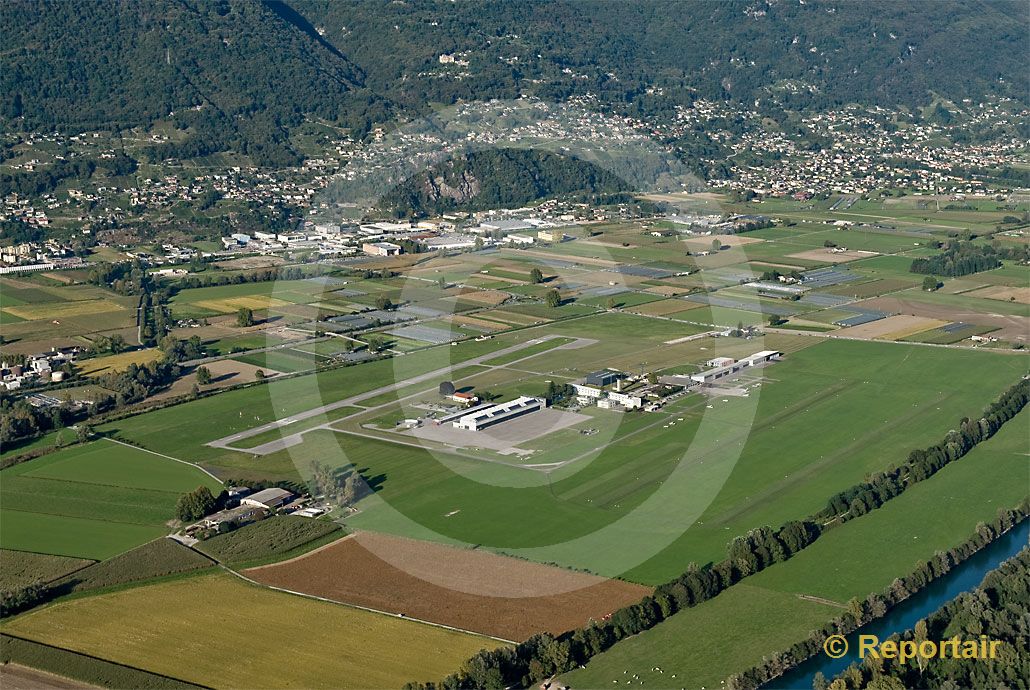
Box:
[607,391,644,409]
[571,383,604,399]
[691,351,781,384]
[453,396,547,431]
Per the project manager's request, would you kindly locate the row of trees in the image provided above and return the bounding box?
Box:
[175,265,321,291]
[0,397,81,446]
[820,545,1030,690]
[87,260,151,296]
[725,502,1028,690]
[403,379,1029,689]
[1,358,182,447]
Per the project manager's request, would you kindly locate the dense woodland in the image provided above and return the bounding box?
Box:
[378,149,630,217]
[909,241,1027,278]
[1,0,1025,165]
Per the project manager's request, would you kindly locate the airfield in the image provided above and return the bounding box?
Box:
[2,198,1027,689]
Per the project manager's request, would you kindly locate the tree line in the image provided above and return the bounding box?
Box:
[402,378,1029,689]
[724,502,1028,690]
[820,546,1030,690]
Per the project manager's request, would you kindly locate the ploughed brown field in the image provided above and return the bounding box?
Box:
[244,532,651,641]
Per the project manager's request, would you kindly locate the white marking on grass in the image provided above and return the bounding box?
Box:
[104,437,222,484]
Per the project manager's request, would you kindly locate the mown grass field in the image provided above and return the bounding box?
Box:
[561,411,1030,688]
[343,338,1027,583]
[92,310,1027,580]
[0,441,220,559]
[2,573,505,689]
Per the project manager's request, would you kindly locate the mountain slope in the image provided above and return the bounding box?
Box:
[0,0,384,163]
[0,0,1024,161]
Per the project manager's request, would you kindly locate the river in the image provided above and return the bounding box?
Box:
[766,520,1030,690]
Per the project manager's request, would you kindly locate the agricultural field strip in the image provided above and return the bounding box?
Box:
[763,326,1029,352]
[222,564,518,644]
[103,437,222,483]
[208,335,597,454]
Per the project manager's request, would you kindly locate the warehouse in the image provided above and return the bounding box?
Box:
[690,351,782,384]
[453,396,548,431]
[584,369,625,387]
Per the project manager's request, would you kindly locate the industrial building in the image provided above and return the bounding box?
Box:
[585,369,625,387]
[690,351,782,384]
[362,241,402,257]
[453,396,547,431]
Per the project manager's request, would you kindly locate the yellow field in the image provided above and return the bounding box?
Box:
[76,348,165,377]
[452,289,510,305]
[2,573,501,689]
[628,298,700,315]
[450,314,506,330]
[193,295,293,313]
[3,299,125,321]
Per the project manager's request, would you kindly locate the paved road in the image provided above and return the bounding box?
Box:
[206,334,597,454]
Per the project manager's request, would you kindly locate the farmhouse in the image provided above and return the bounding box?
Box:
[451,391,479,404]
[241,488,295,510]
[690,350,782,384]
[453,396,548,431]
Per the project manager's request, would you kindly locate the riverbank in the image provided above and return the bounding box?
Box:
[561,413,1030,689]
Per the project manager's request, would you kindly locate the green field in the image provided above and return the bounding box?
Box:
[2,573,504,689]
[92,309,1028,582]
[561,411,1030,688]
[52,538,215,594]
[338,338,1027,583]
[0,441,221,559]
[0,550,92,590]
[233,347,324,373]
[195,515,344,566]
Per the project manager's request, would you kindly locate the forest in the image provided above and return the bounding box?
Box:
[377,149,631,217]
[1,0,1025,165]
[909,241,1026,277]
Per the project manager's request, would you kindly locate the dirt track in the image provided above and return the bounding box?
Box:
[245,531,650,641]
